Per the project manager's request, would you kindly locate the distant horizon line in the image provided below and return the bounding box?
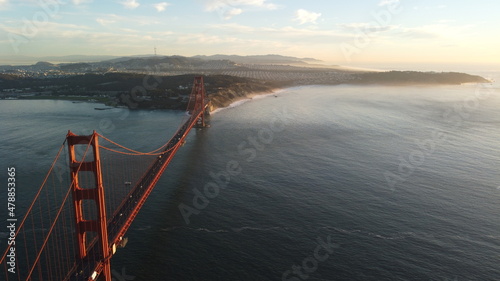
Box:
[1,53,500,64]
[0,54,499,74]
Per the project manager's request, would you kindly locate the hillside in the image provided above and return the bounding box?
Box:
[0,73,281,109]
[0,55,491,111]
[353,71,490,85]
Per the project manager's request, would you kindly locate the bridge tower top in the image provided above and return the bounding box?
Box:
[187,76,209,127]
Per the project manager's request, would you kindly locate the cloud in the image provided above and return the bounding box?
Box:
[72,0,93,4]
[208,23,256,33]
[339,22,396,33]
[205,0,277,19]
[436,19,455,24]
[396,27,440,39]
[96,18,116,26]
[338,23,440,41]
[379,0,399,7]
[294,9,321,25]
[121,0,140,9]
[264,26,350,42]
[205,0,277,11]
[0,0,9,10]
[223,8,242,19]
[397,22,475,41]
[412,4,447,11]
[153,2,170,12]
[208,23,351,42]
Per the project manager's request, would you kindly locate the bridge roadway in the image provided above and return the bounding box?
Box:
[67,106,207,281]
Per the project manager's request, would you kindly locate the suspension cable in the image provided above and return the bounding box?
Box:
[0,139,67,264]
[96,109,195,156]
[25,136,94,280]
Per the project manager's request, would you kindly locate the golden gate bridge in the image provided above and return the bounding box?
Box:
[1,76,210,280]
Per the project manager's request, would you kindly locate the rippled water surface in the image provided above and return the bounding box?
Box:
[1,81,500,280]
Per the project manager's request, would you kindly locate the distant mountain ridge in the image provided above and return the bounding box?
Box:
[0,55,121,65]
[0,54,490,89]
[0,54,321,67]
[0,54,332,79]
[193,54,322,65]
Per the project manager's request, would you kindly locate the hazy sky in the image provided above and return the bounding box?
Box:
[0,0,499,65]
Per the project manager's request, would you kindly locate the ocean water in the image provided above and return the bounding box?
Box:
[1,79,500,281]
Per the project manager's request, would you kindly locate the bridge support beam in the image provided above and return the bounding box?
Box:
[67,131,111,281]
[187,76,209,128]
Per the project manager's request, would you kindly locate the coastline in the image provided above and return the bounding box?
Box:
[5,87,287,114]
[210,89,282,114]
[209,79,496,114]
[4,78,493,114]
